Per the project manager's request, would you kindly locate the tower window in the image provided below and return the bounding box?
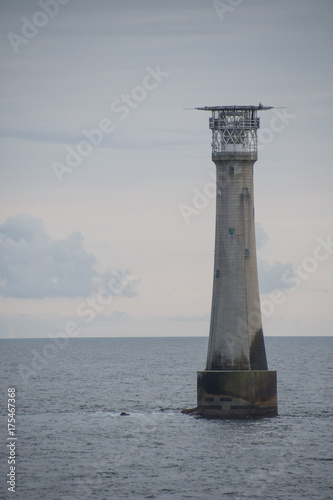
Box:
[228,228,235,237]
[229,166,234,175]
[242,187,249,197]
[245,249,250,257]
[216,270,220,278]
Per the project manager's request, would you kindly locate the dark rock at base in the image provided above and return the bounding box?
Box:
[120,412,130,416]
[181,407,199,415]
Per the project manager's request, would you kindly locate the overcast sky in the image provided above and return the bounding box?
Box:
[0,0,332,339]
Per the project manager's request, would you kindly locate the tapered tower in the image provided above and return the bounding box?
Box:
[196,105,277,418]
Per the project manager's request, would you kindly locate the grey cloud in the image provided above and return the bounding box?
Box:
[255,222,269,250]
[0,213,47,244]
[0,213,96,298]
[258,259,295,295]
[94,269,139,298]
[0,214,137,299]
[256,223,296,294]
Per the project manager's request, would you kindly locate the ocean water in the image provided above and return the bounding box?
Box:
[1,336,332,500]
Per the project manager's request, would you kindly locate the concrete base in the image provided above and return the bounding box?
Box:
[197,370,277,419]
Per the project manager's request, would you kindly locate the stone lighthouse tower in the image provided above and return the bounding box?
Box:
[196,105,277,418]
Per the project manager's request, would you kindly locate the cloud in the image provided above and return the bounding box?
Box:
[93,269,138,299]
[255,222,269,250]
[256,223,296,294]
[0,214,137,299]
[257,259,295,295]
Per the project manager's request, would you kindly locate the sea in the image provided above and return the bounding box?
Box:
[1,336,332,500]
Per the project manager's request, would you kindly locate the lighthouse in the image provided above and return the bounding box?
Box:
[196,105,278,418]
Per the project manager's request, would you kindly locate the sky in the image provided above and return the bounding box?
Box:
[0,0,332,339]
